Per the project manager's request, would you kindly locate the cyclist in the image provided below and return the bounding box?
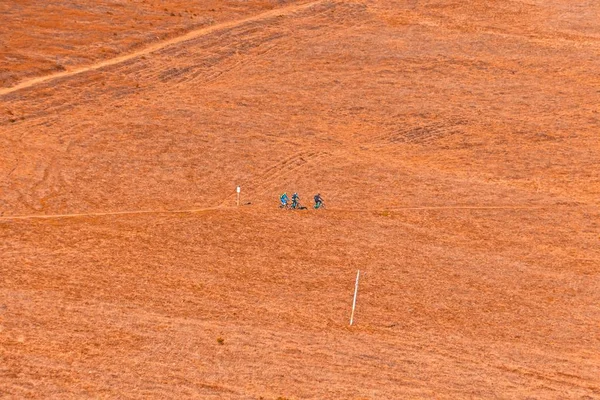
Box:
[280,192,289,208]
[314,193,324,209]
[291,192,300,209]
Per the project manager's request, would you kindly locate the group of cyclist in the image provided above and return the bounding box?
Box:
[279,192,324,209]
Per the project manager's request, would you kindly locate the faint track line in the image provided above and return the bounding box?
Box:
[0,206,224,221]
[1,204,572,221]
[335,205,553,212]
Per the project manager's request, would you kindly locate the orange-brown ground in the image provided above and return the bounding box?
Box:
[0,0,312,88]
[1,0,599,398]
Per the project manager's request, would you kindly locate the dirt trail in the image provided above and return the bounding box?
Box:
[0,0,324,97]
[343,205,552,212]
[0,204,556,221]
[0,207,223,221]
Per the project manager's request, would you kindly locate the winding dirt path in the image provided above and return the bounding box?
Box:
[0,0,324,97]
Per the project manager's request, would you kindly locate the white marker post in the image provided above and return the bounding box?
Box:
[350,269,360,326]
[236,186,241,206]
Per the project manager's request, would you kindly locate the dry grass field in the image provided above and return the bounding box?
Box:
[1,0,599,398]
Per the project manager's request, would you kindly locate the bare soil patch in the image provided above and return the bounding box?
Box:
[1,0,599,398]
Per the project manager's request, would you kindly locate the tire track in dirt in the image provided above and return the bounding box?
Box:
[368,119,468,146]
[255,151,331,196]
[393,9,600,48]
[0,0,326,98]
[364,332,600,396]
[219,150,332,206]
[194,41,281,86]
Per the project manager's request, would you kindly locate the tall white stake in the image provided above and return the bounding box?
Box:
[350,269,360,326]
[236,186,241,206]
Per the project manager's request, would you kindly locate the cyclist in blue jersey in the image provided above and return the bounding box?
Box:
[280,193,290,208]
